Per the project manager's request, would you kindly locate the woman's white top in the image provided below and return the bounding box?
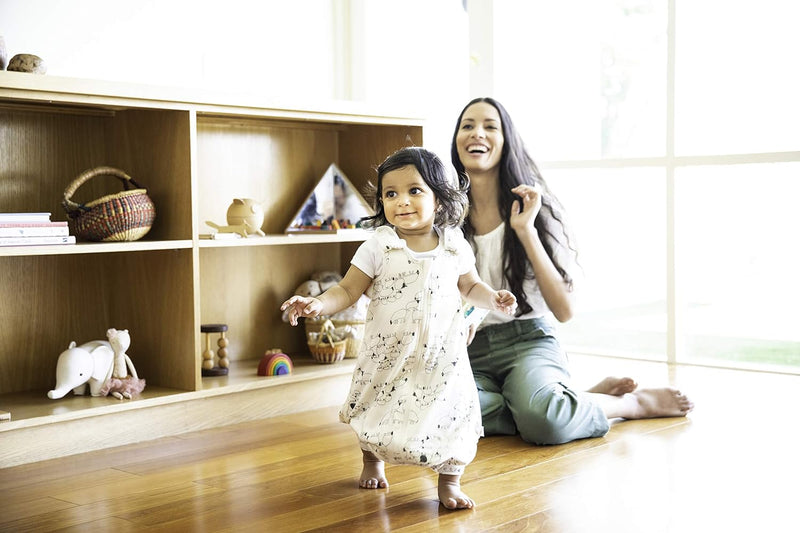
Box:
[472,223,578,327]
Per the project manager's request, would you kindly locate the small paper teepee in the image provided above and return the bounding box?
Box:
[285,163,373,233]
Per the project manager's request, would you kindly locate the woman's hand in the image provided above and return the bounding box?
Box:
[508,184,577,322]
[509,184,542,235]
[280,296,323,326]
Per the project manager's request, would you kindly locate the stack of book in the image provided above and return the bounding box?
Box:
[0,212,76,246]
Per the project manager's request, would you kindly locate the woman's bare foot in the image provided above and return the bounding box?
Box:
[438,474,475,510]
[587,376,638,396]
[627,388,694,419]
[594,387,694,420]
[359,450,388,489]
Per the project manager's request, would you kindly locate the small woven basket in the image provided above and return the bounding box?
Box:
[305,318,365,359]
[62,166,156,242]
[307,319,347,364]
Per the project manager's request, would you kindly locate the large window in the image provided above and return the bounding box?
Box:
[676,162,800,370]
[675,1,800,155]
[493,0,667,160]
[488,0,800,372]
[547,167,667,361]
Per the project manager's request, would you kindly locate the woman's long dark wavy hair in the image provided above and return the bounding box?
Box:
[361,146,470,230]
[451,97,577,317]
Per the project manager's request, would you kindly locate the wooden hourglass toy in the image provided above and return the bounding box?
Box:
[201,323,229,377]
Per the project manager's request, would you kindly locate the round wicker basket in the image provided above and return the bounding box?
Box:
[62,166,156,242]
[307,319,347,364]
[305,318,364,359]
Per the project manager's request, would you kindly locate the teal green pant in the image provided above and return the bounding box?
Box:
[468,318,609,445]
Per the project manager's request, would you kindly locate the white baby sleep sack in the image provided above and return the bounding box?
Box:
[339,226,483,475]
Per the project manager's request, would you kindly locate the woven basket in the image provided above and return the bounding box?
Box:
[307,319,347,364]
[62,166,156,242]
[305,318,364,359]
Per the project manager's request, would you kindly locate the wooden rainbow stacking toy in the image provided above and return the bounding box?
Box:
[258,350,293,376]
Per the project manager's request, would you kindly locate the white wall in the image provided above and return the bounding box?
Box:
[1,0,336,97]
[354,0,469,157]
[0,0,469,159]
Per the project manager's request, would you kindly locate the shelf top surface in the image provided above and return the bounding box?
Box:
[0,239,194,257]
[0,232,371,257]
[0,71,426,125]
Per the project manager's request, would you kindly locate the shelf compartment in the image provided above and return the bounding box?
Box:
[0,101,193,242]
[195,116,422,237]
[199,243,357,363]
[0,250,196,395]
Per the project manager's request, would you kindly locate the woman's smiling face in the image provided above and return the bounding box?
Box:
[456,101,505,174]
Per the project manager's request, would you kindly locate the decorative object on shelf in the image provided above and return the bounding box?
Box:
[48,328,145,400]
[205,198,265,238]
[282,271,368,359]
[307,319,347,364]
[305,318,364,359]
[0,235,75,246]
[62,166,156,241]
[0,36,7,70]
[0,219,69,237]
[7,53,46,74]
[0,212,52,224]
[0,34,42,76]
[100,328,146,399]
[201,323,230,376]
[48,340,113,399]
[108,328,133,378]
[227,198,265,233]
[199,231,241,240]
[204,220,259,238]
[285,163,374,233]
[0,213,75,245]
[258,349,293,376]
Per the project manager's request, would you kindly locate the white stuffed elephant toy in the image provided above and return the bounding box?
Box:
[47,340,115,399]
[48,328,144,400]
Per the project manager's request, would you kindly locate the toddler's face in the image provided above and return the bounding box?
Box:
[380,165,438,236]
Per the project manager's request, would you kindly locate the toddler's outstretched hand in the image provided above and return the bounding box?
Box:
[493,290,517,316]
[281,296,323,326]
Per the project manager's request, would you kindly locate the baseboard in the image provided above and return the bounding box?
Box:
[0,370,352,468]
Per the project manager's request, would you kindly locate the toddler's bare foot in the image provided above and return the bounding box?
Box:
[360,450,388,489]
[438,474,475,510]
[627,388,694,419]
[587,376,638,396]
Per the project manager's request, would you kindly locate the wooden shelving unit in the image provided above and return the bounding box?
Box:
[0,72,423,467]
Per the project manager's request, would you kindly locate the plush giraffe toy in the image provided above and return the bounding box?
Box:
[102,328,145,399]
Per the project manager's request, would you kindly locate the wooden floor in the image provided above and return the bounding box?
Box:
[2,355,798,533]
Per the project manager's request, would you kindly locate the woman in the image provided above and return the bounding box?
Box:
[451,97,693,445]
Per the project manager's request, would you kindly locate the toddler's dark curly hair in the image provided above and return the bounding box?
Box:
[360,146,469,229]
